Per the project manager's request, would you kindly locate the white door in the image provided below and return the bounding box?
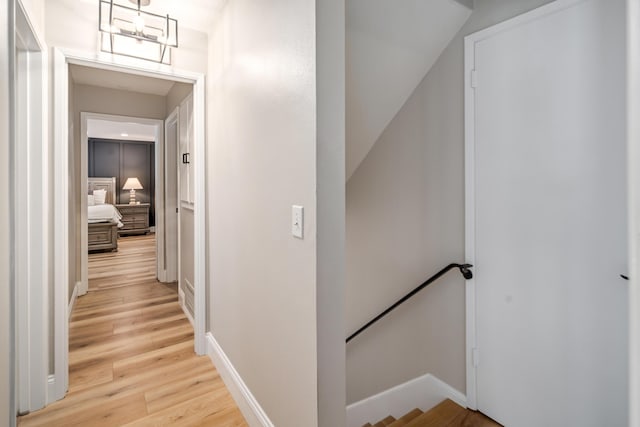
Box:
[164,109,179,282]
[466,1,628,426]
[178,94,195,319]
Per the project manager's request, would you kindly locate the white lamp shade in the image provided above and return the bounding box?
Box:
[123,177,143,190]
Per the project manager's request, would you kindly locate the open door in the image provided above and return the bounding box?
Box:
[177,93,195,321]
[163,108,179,283]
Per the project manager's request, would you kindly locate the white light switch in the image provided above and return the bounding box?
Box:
[292,205,304,238]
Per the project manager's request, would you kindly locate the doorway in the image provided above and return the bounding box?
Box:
[464,0,627,425]
[51,49,207,403]
[79,112,164,297]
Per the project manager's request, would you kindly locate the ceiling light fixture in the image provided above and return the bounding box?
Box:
[98,0,178,64]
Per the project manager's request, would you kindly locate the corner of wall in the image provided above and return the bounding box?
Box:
[205,333,275,427]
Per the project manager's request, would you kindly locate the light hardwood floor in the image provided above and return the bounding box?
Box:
[19,234,247,427]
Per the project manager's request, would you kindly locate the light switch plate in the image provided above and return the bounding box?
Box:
[292,205,303,238]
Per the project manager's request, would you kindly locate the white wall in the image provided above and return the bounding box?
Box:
[345,0,554,404]
[345,0,471,179]
[166,82,192,114]
[18,0,44,39]
[1,1,14,424]
[206,0,345,425]
[44,0,208,74]
[315,0,347,424]
[74,84,167,120]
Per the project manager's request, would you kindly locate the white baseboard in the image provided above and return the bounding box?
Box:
[68,282,80,319]
[346,373,466,427]
[178,286,194,326]
[47,375,56,404]
[205,332,274,427]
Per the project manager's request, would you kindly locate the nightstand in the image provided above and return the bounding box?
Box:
[116,203,150,235]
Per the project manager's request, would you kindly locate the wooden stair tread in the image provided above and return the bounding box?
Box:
[388,408,423,426]
[364,399,500,427]
[404,399,466,427]
[373,415,397,427]
[445,408,502,427]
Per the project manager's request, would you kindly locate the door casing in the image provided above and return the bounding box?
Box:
[51,48,207,403]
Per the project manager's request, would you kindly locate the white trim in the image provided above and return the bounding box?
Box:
[13,0,49,413]
[52,46,70,403]
[628,0,640,424]
[47,375,56,403]
[205,333,274,427]
[52,49,207,409]
[463,30,477,411]
[463,0,586,411]
[68,282,80,320]
[192,77,206,355]
[346,373,466,427]
[178,287,194,327]
[163,107,179,283]
[181,201,195,211]
[80,112,164,292]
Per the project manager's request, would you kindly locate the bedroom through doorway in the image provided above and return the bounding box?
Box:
[70,62,197,326]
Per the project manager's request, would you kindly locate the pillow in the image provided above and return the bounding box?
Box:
[87,194,95,206]
[93,189,106,205]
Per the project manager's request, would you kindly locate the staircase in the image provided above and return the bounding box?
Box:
[361,399,501,427]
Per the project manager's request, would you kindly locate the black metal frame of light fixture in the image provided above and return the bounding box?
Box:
[98,0,178,64]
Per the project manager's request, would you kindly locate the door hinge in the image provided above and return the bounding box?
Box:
[471,70,478,89]
[472,348,479,367]
[176,207,179,213]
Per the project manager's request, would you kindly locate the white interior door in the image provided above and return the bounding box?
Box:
[164,109,179,282]
[178,94,195,319]
[466,1,628,426]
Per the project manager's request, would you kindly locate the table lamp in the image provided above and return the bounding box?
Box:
[123,177,143,204]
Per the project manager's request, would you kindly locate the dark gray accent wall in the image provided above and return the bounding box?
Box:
[88,138,156,226]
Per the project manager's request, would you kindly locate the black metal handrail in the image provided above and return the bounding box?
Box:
[346,263,473,343]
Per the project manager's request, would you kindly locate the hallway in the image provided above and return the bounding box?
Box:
[18,235,247,426]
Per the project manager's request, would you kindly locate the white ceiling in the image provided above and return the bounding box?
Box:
[69,64,177,96]
[88,119,157,141]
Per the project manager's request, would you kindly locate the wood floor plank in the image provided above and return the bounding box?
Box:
[123,391,245,427]
[68,360,114,393]
[144,368,224,414]
[18,234,247,427]
[113,312,187,335]
[113,340,195,378]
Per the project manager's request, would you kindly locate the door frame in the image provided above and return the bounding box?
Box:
[463,0,586,410]
[13,0,49,412]
[627,0,640,423]
[79,113,165,294]
[52,47,207,402]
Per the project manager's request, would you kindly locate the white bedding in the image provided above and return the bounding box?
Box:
[88,204,123,227]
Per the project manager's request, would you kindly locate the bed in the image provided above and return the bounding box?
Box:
[88,177,122,252]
